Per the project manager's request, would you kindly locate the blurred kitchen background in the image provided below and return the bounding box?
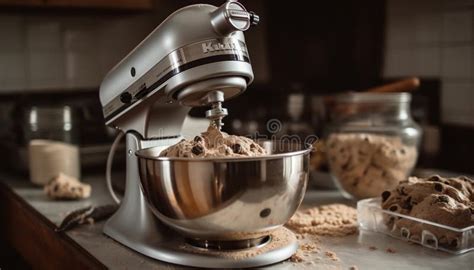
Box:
[0,0,473,176]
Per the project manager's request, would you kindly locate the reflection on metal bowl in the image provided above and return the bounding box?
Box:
[136,141,311,241]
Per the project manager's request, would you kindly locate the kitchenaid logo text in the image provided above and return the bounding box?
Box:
[201,41,246,53]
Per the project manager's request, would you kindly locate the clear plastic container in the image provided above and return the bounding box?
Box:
[357,198,474,254]
[324,93,422,199]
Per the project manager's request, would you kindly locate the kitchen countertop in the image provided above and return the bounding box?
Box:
[0,172,472,270]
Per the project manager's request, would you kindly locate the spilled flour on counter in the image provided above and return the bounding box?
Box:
[289,242,320,263]
[286,204,358,237]
[285,204,358,267]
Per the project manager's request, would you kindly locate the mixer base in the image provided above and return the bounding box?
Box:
[106,222,297,269]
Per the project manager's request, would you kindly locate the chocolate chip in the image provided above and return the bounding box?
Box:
[191,145,204,155]
[402,197,413,210]
[231,144,242,154]
[437,195,450,203]
[434,183,443,192]
[53,184,59,192]
[389,205,398,212]
[400,148,406,154]
[381,191,391,202]
[71,187,76,192]
[193,136,203,142]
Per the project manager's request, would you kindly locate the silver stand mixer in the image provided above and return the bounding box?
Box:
[99,1,311,268]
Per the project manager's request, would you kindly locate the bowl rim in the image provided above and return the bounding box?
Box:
[135,140,313,162]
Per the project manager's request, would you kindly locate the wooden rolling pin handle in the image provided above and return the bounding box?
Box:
[366,77,420,93]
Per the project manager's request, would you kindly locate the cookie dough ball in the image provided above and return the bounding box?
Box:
[44,173,91,200]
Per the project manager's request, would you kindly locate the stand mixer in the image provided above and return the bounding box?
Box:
[99,1,311,268]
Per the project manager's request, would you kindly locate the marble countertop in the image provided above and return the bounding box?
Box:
[1,172,472,269]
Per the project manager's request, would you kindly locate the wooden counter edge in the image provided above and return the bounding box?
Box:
[0,181,107,270]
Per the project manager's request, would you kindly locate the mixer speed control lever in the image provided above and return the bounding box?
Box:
[120,92,132,104]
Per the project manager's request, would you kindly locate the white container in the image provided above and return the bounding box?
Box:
[28,139,80,186]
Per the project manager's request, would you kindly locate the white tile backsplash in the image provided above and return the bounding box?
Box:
[415,13,442,45]
[442,11,472,43]
[441,82,474,125]
[385,13,416,48]
[386,1,474,126]
[28,51,65,89]
[65,51,100,88]
[415,47,441,77]
[26,19,62,51]
[441,45,472,79]
[0,52,27,91]
[383,49,416,77]
[0,13,155,92]
[0,16,25,52]
[64,26,97,52]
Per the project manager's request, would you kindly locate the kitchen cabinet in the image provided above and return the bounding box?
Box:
[0,0,153,10]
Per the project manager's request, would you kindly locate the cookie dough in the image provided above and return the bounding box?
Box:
[326,133,418,199]
[159,126,266,158]
[381,175,474,248]
[44,173,91,200]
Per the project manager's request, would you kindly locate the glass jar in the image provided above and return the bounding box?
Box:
[324,93,422,199]
[24,106,79,144]
[23,105,81,185]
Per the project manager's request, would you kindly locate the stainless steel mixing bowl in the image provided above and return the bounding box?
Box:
[136,140,311,242]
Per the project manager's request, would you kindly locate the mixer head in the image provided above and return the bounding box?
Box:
[99,1,259,137]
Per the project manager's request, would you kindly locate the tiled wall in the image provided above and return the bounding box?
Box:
[0,12,158,91]
[0,1,269,93]
[384,0,474,126]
